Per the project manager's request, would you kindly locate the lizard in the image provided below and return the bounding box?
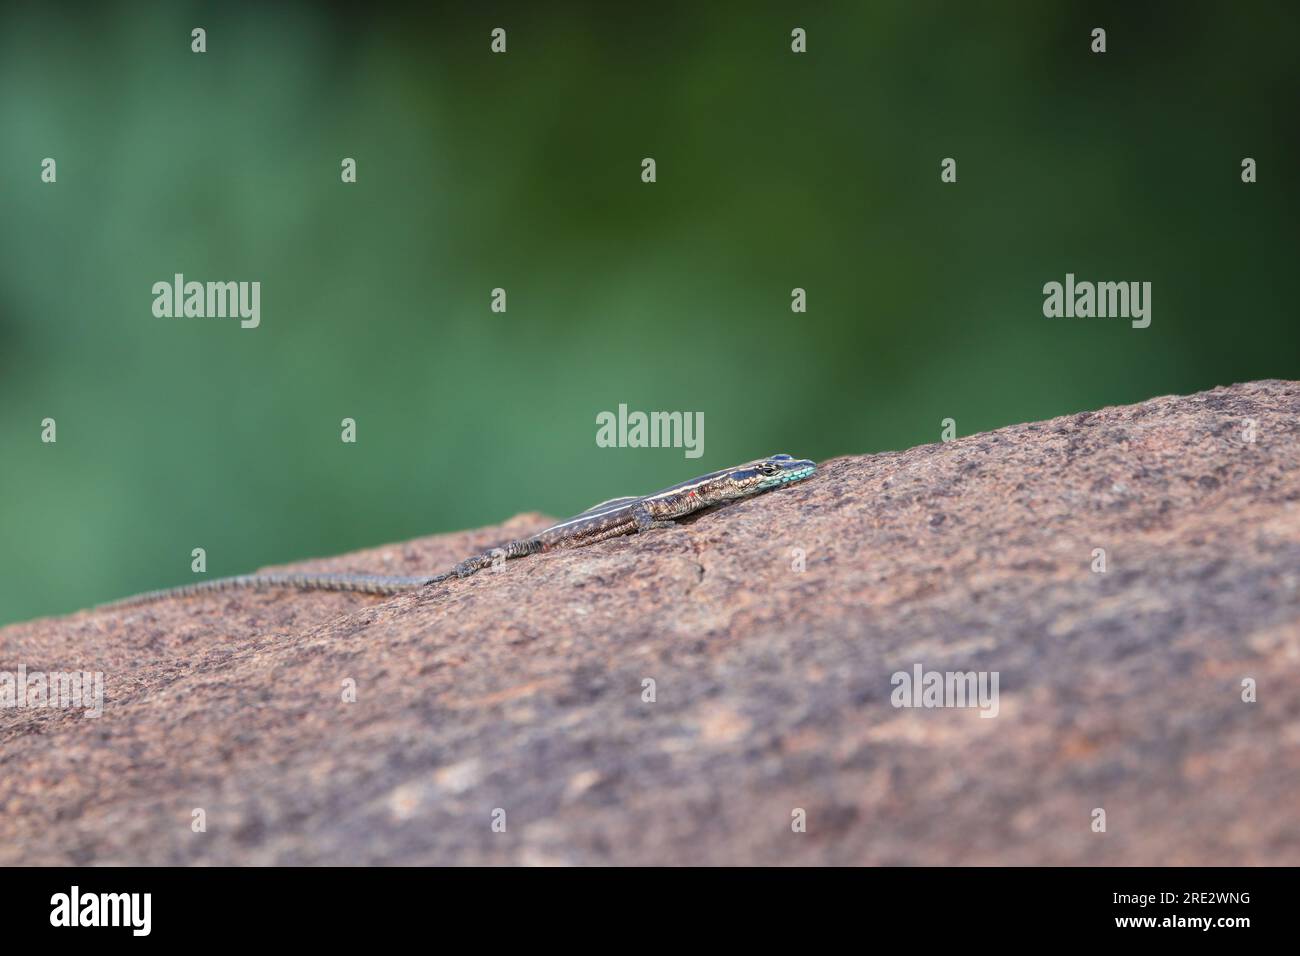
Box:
[99,454,816,609]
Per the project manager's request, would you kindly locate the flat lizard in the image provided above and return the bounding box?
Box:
[100,454,816,609]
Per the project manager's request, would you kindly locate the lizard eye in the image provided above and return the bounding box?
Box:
[760,462,781,476]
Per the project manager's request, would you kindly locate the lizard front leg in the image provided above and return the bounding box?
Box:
[632,502,677,532]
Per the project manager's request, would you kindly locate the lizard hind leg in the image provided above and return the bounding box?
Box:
[451,538,540,578]
[451,551,497,578]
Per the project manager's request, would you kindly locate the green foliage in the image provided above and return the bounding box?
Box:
[2,2,1296,623]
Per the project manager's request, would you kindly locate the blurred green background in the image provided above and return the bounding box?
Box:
[2,1,1297,625]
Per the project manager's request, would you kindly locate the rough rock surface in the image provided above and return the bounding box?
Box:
[2,380,1298,866]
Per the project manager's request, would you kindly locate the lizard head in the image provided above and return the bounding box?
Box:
[723,453,817,497]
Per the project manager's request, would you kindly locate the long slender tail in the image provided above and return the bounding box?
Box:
[98,538,531,611]
[97,572,450,610]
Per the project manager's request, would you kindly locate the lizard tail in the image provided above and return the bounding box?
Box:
[97,572,444,610]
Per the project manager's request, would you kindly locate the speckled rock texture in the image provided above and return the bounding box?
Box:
[2,380,1298,865]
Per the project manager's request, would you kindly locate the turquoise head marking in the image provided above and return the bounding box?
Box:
[716,454,817,498]
[756,454,816,489]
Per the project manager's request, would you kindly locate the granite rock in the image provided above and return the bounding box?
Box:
[2,380,1298,865]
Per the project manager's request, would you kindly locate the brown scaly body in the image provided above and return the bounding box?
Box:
[99,455,816,609]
